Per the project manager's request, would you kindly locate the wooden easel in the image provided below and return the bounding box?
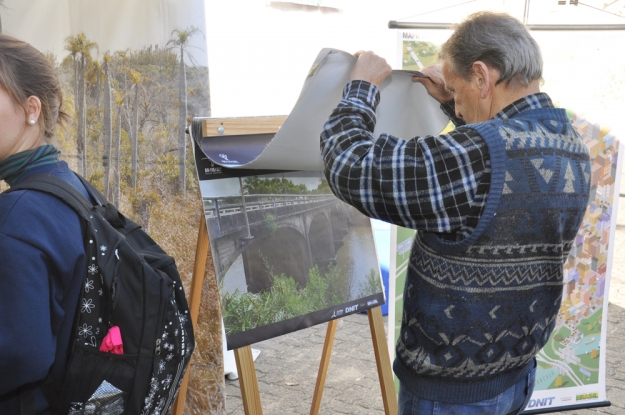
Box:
[172,117,398,415]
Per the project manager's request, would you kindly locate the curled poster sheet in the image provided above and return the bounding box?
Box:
[196,48,449,171]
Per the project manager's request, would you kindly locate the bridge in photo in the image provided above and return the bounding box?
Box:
[203,193,363,292]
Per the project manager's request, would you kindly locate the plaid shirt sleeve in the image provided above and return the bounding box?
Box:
[320,80,490,234]
[440,100,466,127]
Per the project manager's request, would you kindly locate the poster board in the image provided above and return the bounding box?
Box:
[387,28,621,412]
[195,38,447,349]
[192,128,385,350]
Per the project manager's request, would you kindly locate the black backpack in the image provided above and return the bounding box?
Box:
[7,174,195,415]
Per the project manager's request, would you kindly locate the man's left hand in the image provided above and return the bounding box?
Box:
[349,51,392,88]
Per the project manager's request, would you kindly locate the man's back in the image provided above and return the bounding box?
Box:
[394,99,590,403]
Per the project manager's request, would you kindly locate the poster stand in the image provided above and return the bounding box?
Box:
[172,136,398,414]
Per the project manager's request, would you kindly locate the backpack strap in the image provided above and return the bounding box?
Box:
[74,174,108,207]
[0,381,44,415]
[18,387,34,415]
[7,174,94,220]
[7,174,127,229]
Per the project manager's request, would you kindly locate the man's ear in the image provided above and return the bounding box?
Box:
[472,61,492,99]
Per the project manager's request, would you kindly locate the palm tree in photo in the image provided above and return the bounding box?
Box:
[127,68,142,188]
[102,52,113,198]
[64,36,80,123]
[65,33,96,176]
[86,59,103,122]
[167,26,202,196]
[114,49,131,130]
[113,91,125,207]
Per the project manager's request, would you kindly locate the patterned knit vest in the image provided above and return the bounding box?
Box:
[394,106,591,403]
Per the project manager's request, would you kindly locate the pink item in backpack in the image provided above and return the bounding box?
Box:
[100,326,124,355]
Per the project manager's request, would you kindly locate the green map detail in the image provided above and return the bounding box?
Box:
[393,227,416,391]
[535,307,602,390]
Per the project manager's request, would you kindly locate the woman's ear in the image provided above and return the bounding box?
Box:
[24,95,42,126]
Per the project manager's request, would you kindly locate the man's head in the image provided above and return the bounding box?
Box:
[439,12,543,123]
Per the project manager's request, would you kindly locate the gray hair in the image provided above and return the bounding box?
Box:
[439,12,543,87]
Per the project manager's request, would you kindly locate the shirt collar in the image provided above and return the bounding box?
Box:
[493,93,554,121]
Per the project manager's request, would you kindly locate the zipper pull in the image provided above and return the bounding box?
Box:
[155,339,161,355]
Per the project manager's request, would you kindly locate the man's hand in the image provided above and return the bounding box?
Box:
[413,65,453,104]
[349,51,392,88]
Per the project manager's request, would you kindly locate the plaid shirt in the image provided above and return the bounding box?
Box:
[320,80,555,239]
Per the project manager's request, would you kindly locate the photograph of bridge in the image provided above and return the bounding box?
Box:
[199,169,385,348]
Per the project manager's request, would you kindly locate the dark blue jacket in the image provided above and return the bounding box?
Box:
[0,161,89,414]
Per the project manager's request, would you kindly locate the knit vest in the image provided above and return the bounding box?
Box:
[393,106,591,403]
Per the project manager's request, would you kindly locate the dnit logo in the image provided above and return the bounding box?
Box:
[217,153,238,164]
[526,397,555,409]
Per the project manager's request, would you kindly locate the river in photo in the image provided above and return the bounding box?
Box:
[222,224,381,299]
[335,225,381,299]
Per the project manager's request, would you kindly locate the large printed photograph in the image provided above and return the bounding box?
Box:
[1,1,226,413]
[194,143,385,349]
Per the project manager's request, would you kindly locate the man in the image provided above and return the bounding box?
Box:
[320,12,590,415]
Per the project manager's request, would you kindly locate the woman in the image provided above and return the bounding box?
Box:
[0,34,89,414]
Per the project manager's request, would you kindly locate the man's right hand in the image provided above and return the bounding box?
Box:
[349,51,392,88]
[413,65,453,104]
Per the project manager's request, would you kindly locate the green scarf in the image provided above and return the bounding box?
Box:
[0,145,62,186]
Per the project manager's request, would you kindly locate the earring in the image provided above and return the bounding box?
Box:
[29,119,36,125]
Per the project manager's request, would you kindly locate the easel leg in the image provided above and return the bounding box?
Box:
[235,345,264,415]
[173,218,211,415]
[368,306,398,415]
[310,319,339,415]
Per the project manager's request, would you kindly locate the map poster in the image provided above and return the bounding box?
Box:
[396,29,451,71]
[522,116,620,413]
[192,138,385,350]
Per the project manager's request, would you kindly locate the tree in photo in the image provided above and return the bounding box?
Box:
[168,26,202,196]
[64,33,96,177]
[113,90,124,207]
[101,52,113,198]
[127,68,142,188]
